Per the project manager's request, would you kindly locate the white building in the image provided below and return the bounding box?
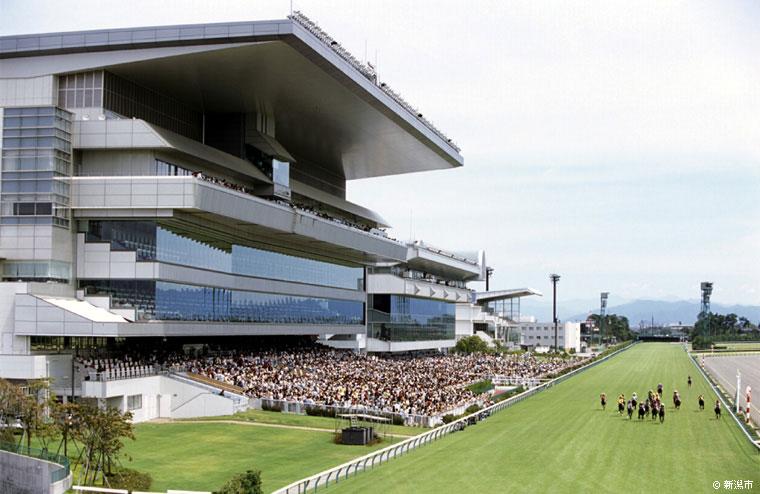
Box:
[518,320,582,353]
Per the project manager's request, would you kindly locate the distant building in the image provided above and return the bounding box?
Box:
[518,321,581,353]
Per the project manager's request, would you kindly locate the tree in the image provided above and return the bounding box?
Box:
[73,403,136,487]
[0,378,23,443]
[213,470,263,494]
[16,379,57,450]
[588,314,633,343]
[52,402,80,457]
[454,335,490,354]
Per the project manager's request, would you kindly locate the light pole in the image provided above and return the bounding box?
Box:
[600,292,609,348]
[550,274,560,352]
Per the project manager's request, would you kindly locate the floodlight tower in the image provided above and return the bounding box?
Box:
[701,282,713,339]
[700,282,713,314]
[600,292,609,346]
[550,274,560,351]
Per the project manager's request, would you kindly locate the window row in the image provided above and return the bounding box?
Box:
[3,127,69,139]
[2,136,71,152]
[78,280,365,324]
[1,260,72,282]
[1,153,71,174]
[83,220,365,290]
[3,115,71,132]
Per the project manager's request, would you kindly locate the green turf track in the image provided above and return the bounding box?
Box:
[323,343,760,494]
[117,422,401,493]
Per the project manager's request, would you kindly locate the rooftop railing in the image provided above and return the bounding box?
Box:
[289,11,461,154]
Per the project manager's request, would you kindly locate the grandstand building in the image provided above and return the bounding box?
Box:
[455,289,543,348]
[0,13,487,412]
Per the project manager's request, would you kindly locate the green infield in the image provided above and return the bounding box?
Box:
[322,343,760,494]
[117,422,401,493]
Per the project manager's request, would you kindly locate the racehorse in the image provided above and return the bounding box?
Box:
[644,399,650,417]
[632,394,638,409]
[618,399,625,415]
[715,401,721,419]
[627,400,634,420]
[659,404,665,423]
[638,403,645,420]
[601,393,607,410]
[652,400,660,420]
[698,395,705,410]
[674,395,681,410]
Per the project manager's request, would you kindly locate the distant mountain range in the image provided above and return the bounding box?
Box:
[516,298,760,328]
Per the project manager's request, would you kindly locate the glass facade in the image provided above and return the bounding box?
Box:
[1,107,72,227]
[367,295,455,342]
[83,220,364,290]
[155,159,192,176]
[78,279,364,324]
[1,260,72,282]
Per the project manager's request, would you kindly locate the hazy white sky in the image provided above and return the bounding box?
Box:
[2,0,758,307]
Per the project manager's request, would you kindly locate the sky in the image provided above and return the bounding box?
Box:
[1,0,758,309]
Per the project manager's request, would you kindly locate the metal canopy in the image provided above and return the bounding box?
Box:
[475,288,543,303]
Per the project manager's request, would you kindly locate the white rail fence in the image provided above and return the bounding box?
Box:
[272,343,637,494]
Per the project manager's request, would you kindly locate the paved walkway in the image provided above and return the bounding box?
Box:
[147,418,413,438]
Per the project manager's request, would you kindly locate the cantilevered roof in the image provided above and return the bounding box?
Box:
[475,288,543,303]
[0,16,463,180]
[73,119,273,184]
[146,122,273,184]
[290,180,390,228]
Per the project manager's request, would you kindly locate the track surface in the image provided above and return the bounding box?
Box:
[704,354,760,420]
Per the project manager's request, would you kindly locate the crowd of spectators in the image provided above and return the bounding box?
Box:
[167,346,585,417]
[75,342,585,418]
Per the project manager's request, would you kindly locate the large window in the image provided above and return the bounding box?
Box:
[368,295,455,342]
[83,220,364,290]
[78,279,364,325]
[127,394,142,410]
[1,107,72,227]
[58,71,103,109]
[2,260,71,282]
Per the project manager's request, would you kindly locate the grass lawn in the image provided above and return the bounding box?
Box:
[180,408,427,436]
[323,343,760,494]
[118,421,401,493]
